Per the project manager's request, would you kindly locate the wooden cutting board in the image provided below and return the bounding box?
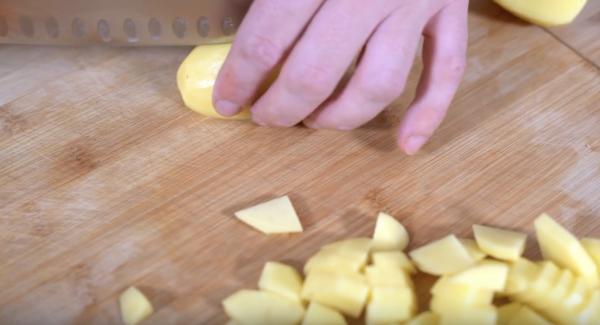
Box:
[1,1,599,324]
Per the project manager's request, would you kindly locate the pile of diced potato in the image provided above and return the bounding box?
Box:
[223,205,600,325]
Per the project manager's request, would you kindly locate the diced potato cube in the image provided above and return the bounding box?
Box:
[540,269,575,308]
[497,303,523,325]
[405,311,439,325]
[302,302,347,325]
[119,287,154,325]
[534,214,598,287]
[304,252,363,274]
[571,289,600,325]
[447,260,509,291]
[371,251,417,274]
[366,287,416,325]
[301,270,369,318]
[305,241,370,274]
[258,262,303,303]
[473,225,526,261]
[365,265,412,288]
[507,306,552,325]
[223,290,304,325]
[515,261,560,304]
[409,235,476,275]
[438,306,497,325]
[430,278,494,313]
[372,212,409,251]
[562,277,590,310]
[459,238,487,261]
[581,238,600,271]
[505,258,540,294]
[234,196,303,234]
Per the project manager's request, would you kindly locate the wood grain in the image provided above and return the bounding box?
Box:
[546,0,600,68]
[1,1,599,324]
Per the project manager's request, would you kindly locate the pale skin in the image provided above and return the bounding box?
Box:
[213,0,469,155]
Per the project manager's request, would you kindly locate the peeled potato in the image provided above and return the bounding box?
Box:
[535,214,598,287]
[223,289,304,325]
[234,196,303,234]
[494,0,587,26]
[258,262,303,303]
[177,44,251,120]
[409,235,475,275]
[119,287,154,325]
[473,225,526,262]
[447,260,509,292]
[372,212,409,251]
[302,302,347,325]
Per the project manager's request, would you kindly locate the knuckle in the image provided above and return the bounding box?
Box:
[285,63,337,101]
[358,70,404,103]
[238,34,284,70]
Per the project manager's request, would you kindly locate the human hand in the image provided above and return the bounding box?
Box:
[213,0,468,155]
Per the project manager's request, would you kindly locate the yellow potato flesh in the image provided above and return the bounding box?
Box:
[301,270,369,318]
[473,225,526,262]
[459,238,487,262]
[302,302,347,325]
[581,238,600,271]
[438,306,497,325]
[513,261,561,304]
[405,312,439,325]
[494,0,587,27]
[371,251,416,274]
[447,260,509,291]
[366,287,416,325]
[497,303,523,325]
[305,238,371,274]
[177,44,251,119]
[430,277,494,314]
[119,286,154,325]
[507,306,552,325]
[371,212,409,251]
[222,289,304,325]
[258,262,303,303]
[409,235,475,275]
[535,214,598,287]
[505,258,540,294]
[234,196,303,234]
[365,265,412,288]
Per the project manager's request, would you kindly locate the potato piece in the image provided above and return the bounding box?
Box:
[305,238,371,274]
[258,262,303,303]
[371,212,409,251]
[371,251,416,274]
[447,260,509,291]
[234,196,303,234]
[366,287,416,325]
[119,287,154,325]
[562,277,590,309]
[571,289,600,325]
[459,238,487,262]
[438,306,497,325]
[301,270,369,318]
[473,225,526,262]
[177,44,251,120]
[302,302,347,325]
[365,265,412,288]
[223,290,304,325]
[541,269,575,308]
[409,235,475,275]
[507,306,552,325]
[497,303,523,325]
[535,214,598,287]
[225,320,240,325]
[431,278,494,313]
[515,261,561,304]
[581,238,600,271]
[405,312,439,325]
[494,0,587,27]
[505,258,540,294]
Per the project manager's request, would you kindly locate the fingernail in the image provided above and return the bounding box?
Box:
[215,100,239,116]
[404,135,428,155]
